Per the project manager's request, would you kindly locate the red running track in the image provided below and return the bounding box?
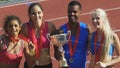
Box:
[0,0,120,68]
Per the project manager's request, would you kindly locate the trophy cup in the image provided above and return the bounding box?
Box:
[46,31,71,44]
[46,31,71,68]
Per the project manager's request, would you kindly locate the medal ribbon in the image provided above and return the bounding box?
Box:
[94,31,104,62]
[27,23,44,60]
[9,35,30,43]
[67,23,80,58]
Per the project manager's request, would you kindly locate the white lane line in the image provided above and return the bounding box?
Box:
[114,29,120,32]
[0,0,47,8]
[105,7,120,11]
[45,12,92,21]
[45,16,67,22]
[45,7,120,21]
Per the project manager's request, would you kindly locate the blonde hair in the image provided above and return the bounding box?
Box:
[92,8,113,62]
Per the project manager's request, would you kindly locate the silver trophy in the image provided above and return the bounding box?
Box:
[46,31,71,68]
[46,31,71,44]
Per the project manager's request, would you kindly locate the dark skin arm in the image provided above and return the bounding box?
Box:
[86,24,92,55]
[54,46,63,61]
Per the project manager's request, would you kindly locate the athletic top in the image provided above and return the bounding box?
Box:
[60,22,89,68]
[27,22,50,48]
[0,36,24,64]
[90,31,114,62]
[27,21,50,59]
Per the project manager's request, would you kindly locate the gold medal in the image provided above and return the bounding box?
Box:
[69,58,73,63]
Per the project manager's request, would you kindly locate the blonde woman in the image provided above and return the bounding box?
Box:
[89,8,120,68]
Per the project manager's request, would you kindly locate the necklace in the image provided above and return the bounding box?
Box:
[67,23,80,63]
[94,31,104,62]
[7,42,18,53]
[7,35,21,53]
[27,22,44,60]
[9,36,19,43]
[3,35,27,53]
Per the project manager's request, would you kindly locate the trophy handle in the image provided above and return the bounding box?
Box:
[46,33,50,41]
[67,30,71,41]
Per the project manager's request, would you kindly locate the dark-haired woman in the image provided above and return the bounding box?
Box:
[21,3,56,68]
[0,15,35,68]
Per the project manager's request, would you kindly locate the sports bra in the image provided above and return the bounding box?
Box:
[0,37,24,64]
[90,31,114,56]
[27,21,50,48]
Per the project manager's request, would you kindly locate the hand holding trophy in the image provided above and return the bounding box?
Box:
[47,30,71,68]
[58,46,68,68]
